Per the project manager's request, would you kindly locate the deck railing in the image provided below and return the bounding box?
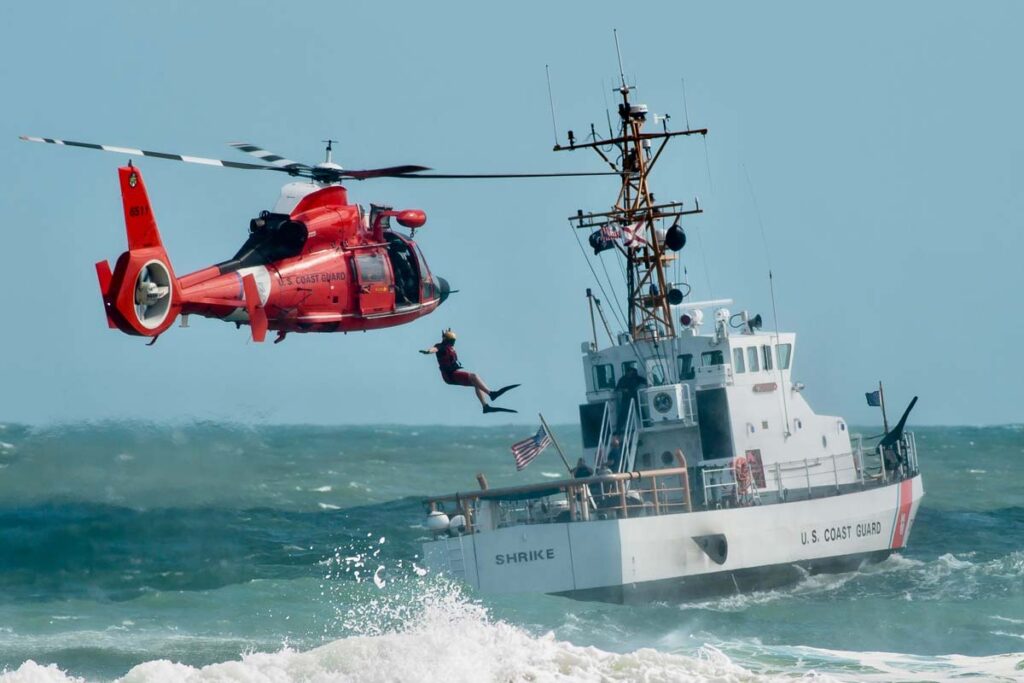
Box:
[425,451,693,534]
[700,451,862,505]
[424,433,917,536]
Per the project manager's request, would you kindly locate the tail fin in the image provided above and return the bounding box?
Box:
[120,165,164,250]
[101,165,181,337]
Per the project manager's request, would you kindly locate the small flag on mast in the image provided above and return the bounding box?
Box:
[621,221,647,248]
[510,425,552,471]
[865,390,881,407]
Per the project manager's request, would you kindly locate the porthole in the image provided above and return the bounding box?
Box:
[661,450,674,466]
[822,435,828,448]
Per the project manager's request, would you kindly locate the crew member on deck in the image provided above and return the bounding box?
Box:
[420,329,520,414]
[615,365,648,432]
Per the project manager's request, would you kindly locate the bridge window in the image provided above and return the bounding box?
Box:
[732,348,746,373]
[593,364,615,390]
[677,354,695,380]
[701,350,724,366]
[621,360,638,376]
[646,360,667,386]
[762,345,774,371]
[747,347,759,372]
[777,343,792,370]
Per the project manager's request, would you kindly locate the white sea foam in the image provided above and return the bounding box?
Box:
[4,542,1023,683]
[991,630,1024,641]
[317,503,341,511]
[4,604,1023,683]
[0,585,775,683]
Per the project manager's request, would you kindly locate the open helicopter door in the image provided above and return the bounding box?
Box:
[353,249,395,315]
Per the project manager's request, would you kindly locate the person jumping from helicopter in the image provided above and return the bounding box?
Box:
[420,329,519,414]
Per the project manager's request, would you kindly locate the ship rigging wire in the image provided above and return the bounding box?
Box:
[568,224,670,380]
[568,225,625,333]
[743,164,792,437]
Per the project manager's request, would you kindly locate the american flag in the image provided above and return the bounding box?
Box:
[510,425,552,471]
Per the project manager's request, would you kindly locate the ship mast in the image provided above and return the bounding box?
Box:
[556,69,707,341]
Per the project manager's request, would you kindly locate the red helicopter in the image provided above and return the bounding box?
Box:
[21,137,608,343]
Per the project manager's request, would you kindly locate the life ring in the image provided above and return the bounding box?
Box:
[733,455,752,497]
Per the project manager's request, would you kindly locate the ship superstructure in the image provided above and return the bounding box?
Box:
[421,66,923,603]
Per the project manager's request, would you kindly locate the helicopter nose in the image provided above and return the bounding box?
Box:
[436,277,451,305]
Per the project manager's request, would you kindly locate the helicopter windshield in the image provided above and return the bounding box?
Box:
[386,233,421,307]
[219,213,308,273]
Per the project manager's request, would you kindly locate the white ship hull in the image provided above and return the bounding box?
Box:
[423,474,923,603]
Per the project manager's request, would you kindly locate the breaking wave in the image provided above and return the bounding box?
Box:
[5,576,1022,683]
[4,554,1024,683]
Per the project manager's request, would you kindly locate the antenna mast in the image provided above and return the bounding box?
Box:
[322,139,337,164]
[557,33,708,341]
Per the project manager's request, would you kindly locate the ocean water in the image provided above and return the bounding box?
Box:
[0,422,1021,682]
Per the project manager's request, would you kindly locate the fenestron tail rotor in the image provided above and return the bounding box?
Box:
[20,135,619,182]
[133,261,172,329]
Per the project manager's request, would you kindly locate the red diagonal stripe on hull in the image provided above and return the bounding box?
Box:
[890,478,914,549]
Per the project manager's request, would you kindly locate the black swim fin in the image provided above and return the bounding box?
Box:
[488,384,521,402]
[483,405,518,414]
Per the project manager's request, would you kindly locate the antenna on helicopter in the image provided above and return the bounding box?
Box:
[322,139,338,165]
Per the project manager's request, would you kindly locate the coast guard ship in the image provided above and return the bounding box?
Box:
[421,74,923,603]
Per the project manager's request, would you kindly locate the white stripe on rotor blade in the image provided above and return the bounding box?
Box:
[247,151,299,168]
[180,156,224,166]
[102,146,144,155]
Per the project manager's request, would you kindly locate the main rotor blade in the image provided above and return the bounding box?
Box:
[393,171,620,179]
[20,136,297,173]
[228,142,310,171]
[334,165,432,180]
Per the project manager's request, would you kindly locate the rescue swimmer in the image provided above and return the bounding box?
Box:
[420,329,519,414]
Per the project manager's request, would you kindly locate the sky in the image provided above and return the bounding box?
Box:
[0,1,1021,426]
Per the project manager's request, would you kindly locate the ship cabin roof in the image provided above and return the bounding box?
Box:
[582,328,796,400]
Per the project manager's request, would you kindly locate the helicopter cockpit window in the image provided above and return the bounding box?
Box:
[223,212,307,273]
[355,253,387,283]
[386,233,420,306]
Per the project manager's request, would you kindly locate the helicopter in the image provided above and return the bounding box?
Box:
[20,137,610,343]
